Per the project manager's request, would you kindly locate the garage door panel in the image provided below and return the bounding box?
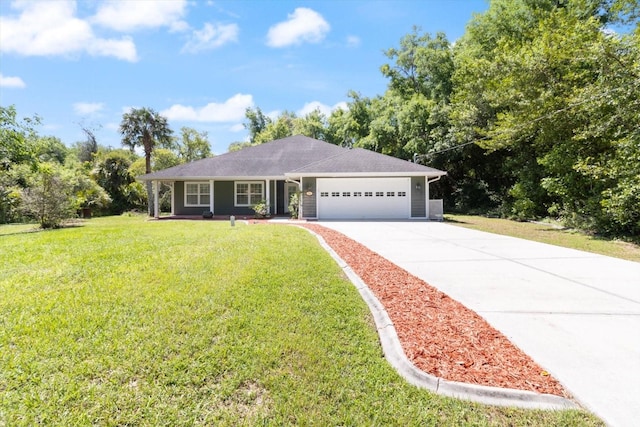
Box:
[317,178,410,219]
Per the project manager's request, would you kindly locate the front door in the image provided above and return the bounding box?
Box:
[285,183,299,214]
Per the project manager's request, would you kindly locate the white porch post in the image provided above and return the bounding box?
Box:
[209,179,214,214]
[153,180,160,218]
[265,179,271,215]
[299,179,303,219]
[273,180,278,215]
[425,176,430,219]
[170,182,175,215]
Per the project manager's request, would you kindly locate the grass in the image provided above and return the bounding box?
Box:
[445,214,640,263]
[0,215,604,426]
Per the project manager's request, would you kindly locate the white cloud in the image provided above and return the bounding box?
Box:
[0,0,137,61]
[229,123,245,132]
[0,73,26,88]
[298,101,346,117]
[92,0,189,32]
[346,35,361,48]
[182,22,239,54]
[161,94,254,122]
[74,102,105,116]
[266,8,330,48]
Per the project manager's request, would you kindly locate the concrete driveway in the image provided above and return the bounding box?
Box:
[318,221,640,427]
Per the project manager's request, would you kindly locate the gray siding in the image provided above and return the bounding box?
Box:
[174,180,253,216]
[174,181,209,215]
[411,176,426,218]
[301,177,317,218]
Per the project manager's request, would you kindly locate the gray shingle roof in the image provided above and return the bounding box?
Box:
[139,135,445,180]
[287,147,446,176]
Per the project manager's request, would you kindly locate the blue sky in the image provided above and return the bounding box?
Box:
[0,0,489,154]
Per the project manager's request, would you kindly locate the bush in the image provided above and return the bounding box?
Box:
[251,200,269,218]
[21,163,76,228]
[288,192,300,219]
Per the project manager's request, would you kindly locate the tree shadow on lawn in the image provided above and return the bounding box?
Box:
[0,221,85,237]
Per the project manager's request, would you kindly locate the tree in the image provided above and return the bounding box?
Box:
[176,127,211,162]
[0,105,39,170]
[254,111,297,144]
[0,105,40,222]
[244,107,270,143]
[77,126,99,163]
[292,109,328,140]
[20,162,76,228]
[93,150,139,214]
[119,108,173,216]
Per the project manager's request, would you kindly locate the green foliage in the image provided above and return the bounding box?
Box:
[244,107,270,143]
[449,0,640,236]
[176,126,211,162]
[120,107,173,216]
[0,105,40,169]
[92,151,139,214]
[288,191,300,219]
[251,199,269,218]
[20,162,76,228]
[76,126,99,163]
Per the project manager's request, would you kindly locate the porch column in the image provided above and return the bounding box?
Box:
[273,180,278,215]
[425,176,430,219]
[153,180,160,218]
[265,179,271,215]
[209,179,215,214]
[170,182,175,215]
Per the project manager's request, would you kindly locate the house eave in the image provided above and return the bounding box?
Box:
[138,175,287,182]
[285,171,447,179]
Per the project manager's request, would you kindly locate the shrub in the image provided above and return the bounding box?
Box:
[288,192,300,219]
[251,200,269,218]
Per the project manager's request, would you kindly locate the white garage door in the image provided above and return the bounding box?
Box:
[317,178,410,219]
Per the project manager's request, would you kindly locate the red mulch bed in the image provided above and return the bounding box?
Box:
[299,223,569,397]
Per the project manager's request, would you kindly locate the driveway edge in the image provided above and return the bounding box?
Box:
[304,226,579,410]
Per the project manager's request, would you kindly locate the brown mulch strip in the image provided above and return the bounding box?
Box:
[300,223,568,397]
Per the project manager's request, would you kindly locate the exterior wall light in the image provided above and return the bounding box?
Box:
[415,182,422,191]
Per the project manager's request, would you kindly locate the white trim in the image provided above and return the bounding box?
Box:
[286,171,446,179]
[209,179,215,213]
[184,181,211,207]
[170,182,175,215]
[153,180,160,218]
[234,181,264,207]
[266,179,271,215]
[141,175,285,182]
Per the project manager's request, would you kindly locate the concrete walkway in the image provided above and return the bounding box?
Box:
[317,221,640,427]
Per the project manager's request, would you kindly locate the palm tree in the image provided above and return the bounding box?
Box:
[119,107,173,216]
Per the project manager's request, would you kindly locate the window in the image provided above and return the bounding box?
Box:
[185,182,210,206]
[376,191,384,197]
[342,192,351,197]
[398,191,407,197]
[354,192,362,197]
[235,181,263,206]
[331,192,340,197]
[387,192,395,197]
[364,192,372,197]
[320,192,329,197]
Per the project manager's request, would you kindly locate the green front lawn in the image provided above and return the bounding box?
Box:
[0,216,602,426]
[446,215,640,263]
